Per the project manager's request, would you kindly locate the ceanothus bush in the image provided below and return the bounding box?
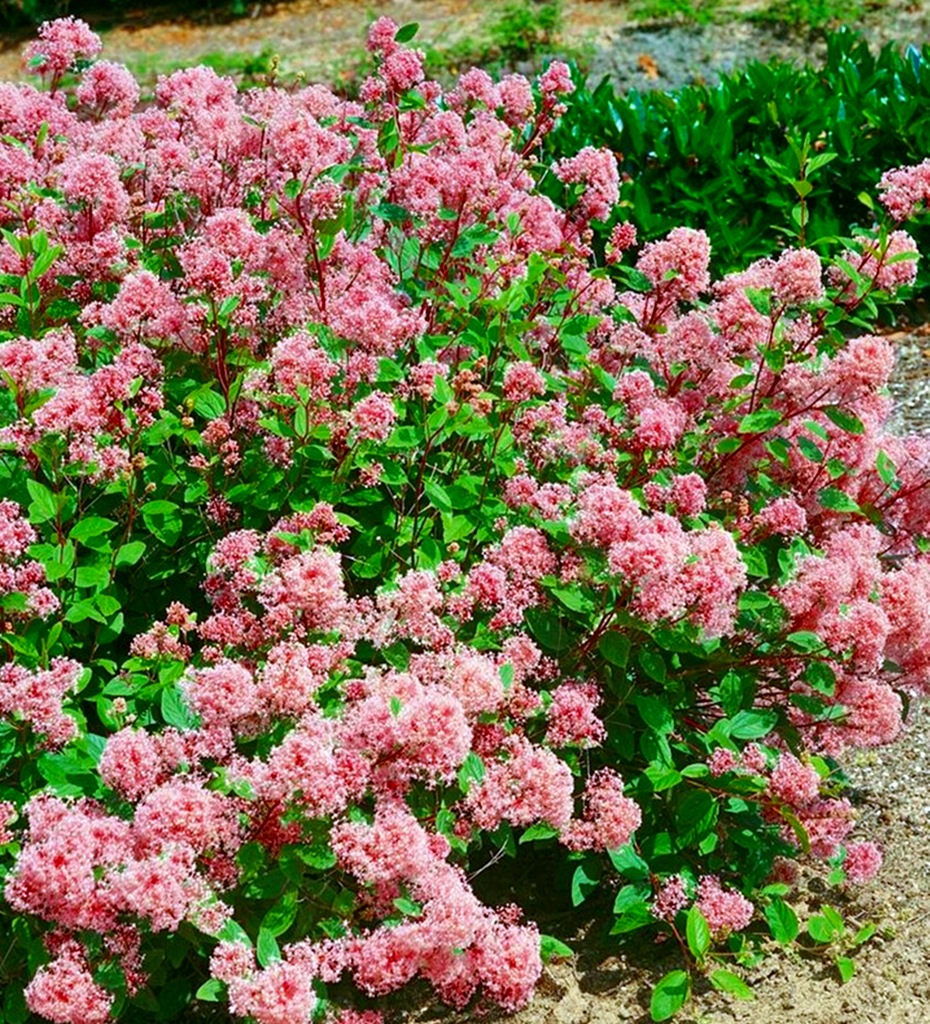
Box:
[0,14,928,1024]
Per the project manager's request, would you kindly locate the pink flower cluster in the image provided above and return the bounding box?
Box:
[0,499,58,624]
[651,874,754,938]
[6,782,238,944]
[5,16,930,1024]
[25,949,113,1024]
[0,658,80,745]
[695,876,754,937]
[23,17,102,84]
[879,157,930,221]
[571,477,747,636]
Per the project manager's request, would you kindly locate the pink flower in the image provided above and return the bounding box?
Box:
[561,768,641,851]
[653,875,689,920]
[556,146,619,222]
[502,360,546,402]
[23,17,102,81]
[367,16,399,55]
[607,221,637,260]
[474,921,542,1010]
[0,800,15,845]
[546,681,605,748]
[843,841,882,884]
[757,497,808,536]
[99,728,165,801]
[258,548,348,634]
[466,735,574,831]
[351,392,397,441]
[878,158,930,221]
[382,49,425,93]
[210,941,255,982]
[228,961,316,1024]
[769,753,821,808]
[637,227,711,302]
[76,61,139,118]
[695,876,754,937]
[539,61,574,96]
[91,270,189,344]
[771,247,824,305]
[0,658,81,745]
[183,661,260,729]
[25,954,113,1024]
[59,153,130,237]
[707,748,739,776]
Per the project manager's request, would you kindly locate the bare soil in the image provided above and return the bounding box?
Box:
[4,0,930,92]
[2,2,929,1021]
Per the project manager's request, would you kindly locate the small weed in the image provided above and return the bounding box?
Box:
[751,0,889,29]
[125,46,278,92]
[625,0,721,25]
[423,1,578,81]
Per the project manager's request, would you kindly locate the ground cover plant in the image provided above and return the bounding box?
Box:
[548,28,930,305]
[3,14,930,1024]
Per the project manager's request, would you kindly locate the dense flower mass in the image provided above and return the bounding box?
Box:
[0,16,928,1024]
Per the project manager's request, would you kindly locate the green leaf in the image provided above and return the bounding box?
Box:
[786,630,824,653]
[729,709,777,739]
[607,844,650,880]
[852,922,877,946]
[764,898,799,944]
[293,841,337,870]
[686,906,711,961]
[394,21,419,42]
[69,517,117,542]
[709,969,755,1000]
[650,970,690,1022]
[599,631,630,668]
[393,896,422,917]
[571,859,601,907]
[519,822,560,843]
[451,225,499,258]
[818,487,860,513]
[780,809,810,854]
[636,694,674,734]
[836,956,855,983]
[26,479,58,523]
[525,608,573,652]
[256,928,281,967]
[261,889,298,937]
[457,751,485,793]
[876,449,899,489]
[797,435,824,463]
[823,405,865,435]
[195,979,224,1002]
[803,661,836,695]
[738,409,782,433]
[114,540,146,567]
[424,480,453,511]
[38,541,75,582]
[161,687,196,729]
[141,500,182,545]
[637,648,667,684]
[215,919,252,947]
[540,935,573,962]
[673,789,718,849]
[373,202,411,223]
[644,765,683,791]
[807,914,839,944]
[65,598,106,624]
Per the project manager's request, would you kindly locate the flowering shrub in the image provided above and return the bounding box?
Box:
[1,15,929,1024]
